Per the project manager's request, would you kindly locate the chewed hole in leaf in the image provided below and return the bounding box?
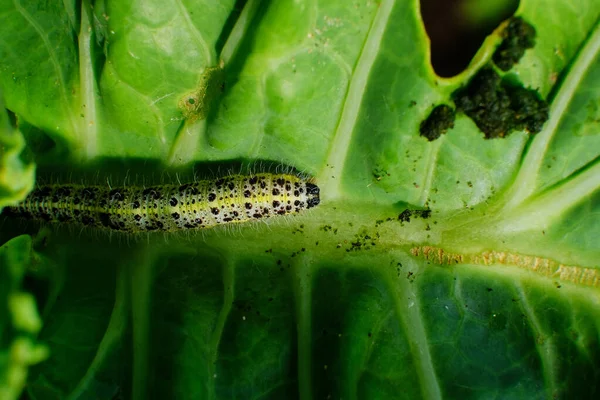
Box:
[420,0,518,77]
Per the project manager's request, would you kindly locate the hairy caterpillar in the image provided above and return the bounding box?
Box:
[2,173,320,233]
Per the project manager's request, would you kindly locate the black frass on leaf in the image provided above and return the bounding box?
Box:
[492,17,537,71]
[419,105,456,141]
[452,67,548,139]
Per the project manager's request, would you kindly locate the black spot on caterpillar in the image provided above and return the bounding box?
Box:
[2,173,321,233]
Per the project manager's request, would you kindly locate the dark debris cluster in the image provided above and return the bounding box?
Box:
[452,68,549,139]
[398,208,431,224]
[419,105,456,141]
[492,17,536,71]
[418,16,548,141]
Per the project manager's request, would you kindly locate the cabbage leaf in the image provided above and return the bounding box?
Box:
[0,0,599,399]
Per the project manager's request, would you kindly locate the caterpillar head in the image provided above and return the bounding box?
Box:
[305,183,320,208]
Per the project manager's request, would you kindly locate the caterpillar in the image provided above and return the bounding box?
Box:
[2,173,320,233]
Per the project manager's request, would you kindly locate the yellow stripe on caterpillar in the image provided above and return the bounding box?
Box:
[2,173,320,233]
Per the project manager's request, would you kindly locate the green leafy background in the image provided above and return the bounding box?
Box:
[0,0,599,399]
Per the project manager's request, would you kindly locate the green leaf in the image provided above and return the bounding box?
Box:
[0,235,48,400]
[0,98,35,208]
[0,0,599,399]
